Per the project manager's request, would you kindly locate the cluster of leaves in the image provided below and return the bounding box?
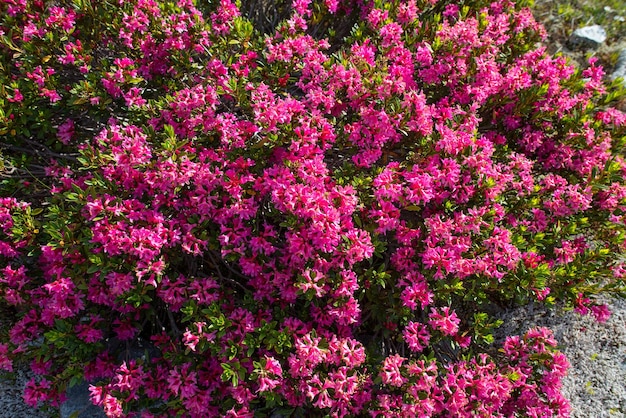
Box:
[1,0,626,416]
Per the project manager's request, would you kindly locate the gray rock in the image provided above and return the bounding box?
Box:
[0,369,50,418]
[568,25,607,49]
[494,297,626,417]
[610,49,626,86]
[60,381,106,418]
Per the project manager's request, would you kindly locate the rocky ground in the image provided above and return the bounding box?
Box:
[533,0,626,94]
[496,297,626,418]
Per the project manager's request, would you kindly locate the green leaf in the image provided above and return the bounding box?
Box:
[86,264,100,274]
[69,375,82,388]
[73,97,88,105]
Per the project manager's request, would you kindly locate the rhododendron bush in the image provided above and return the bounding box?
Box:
[1,0,626,416]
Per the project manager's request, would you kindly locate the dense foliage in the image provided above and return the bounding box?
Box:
[1,0,626,416]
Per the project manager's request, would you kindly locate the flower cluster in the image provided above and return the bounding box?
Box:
[1,0,626,416]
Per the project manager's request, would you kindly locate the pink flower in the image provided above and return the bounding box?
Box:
[123,87,147,107]
[75,322,103,343]
[167,364,198,399]
[323,0,338,14]
[443,4,460,18]
[403,321,431,352]
[182,329,200,352]
[289,333,326,377]
[0,343,12,372]
[590,304,611,323]
[105,272,134,297]
[113,319,137,340]
[40,284,86,320]
[41,88,61,103]
[57,119,75,144]
[367,8,388,29]
[24,378,64,407]
[257,375,281,393]
[400,277,433,311]
[397,1,418,24]
[30,358,52,375]
[89,385,123,418]
[210,0,240,35]
[224,406,254,418]
[45,6,77,32]
[326,296,361,325]
[380,354,407,387]
[428,307,460,336]
[379,23,403,49]
[7,88,23,103]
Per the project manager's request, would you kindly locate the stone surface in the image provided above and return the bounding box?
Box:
[0,369,51,418]
[494,297,626,417]
[611,49,626,86]
[60,382,106,418]
[568,25,608,49]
